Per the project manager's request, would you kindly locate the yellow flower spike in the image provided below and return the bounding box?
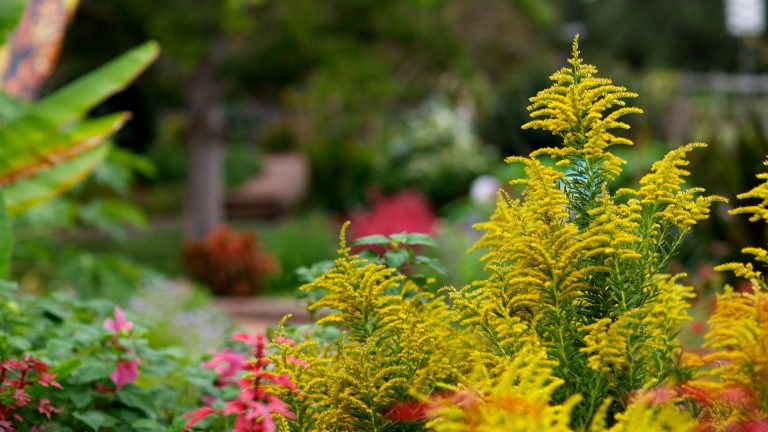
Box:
[523,34,642,183]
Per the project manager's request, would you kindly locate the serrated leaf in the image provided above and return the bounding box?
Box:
[389,232,409,244]
[73,411,118,431]
[413,255,448,276]
[351,234,390,246]
[70,359,113,384]
[358,249,381,263]
[69,388,93,408]
[385,248,409,268]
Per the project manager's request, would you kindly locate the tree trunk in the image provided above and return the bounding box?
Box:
[184,59,225,240]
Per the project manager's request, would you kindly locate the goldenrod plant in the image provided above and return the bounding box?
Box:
[266,36,727,431]
[678,159,768,430]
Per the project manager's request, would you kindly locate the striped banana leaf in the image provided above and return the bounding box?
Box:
[0,40,159,216]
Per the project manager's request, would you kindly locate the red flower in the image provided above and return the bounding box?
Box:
[182,407,215,431]
[349,191,437,254]
[184,332,296,431]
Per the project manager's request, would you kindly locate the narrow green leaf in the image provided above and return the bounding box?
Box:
[31,41,159,127]
[0,112,128,181]
[0,191,9,277]
[0,0,25,46]
[4,144,109,216]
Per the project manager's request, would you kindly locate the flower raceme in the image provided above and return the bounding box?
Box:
[183,333,297,432]
[102,306,141,390]
[103,305,133,334]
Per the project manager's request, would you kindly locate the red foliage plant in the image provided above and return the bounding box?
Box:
[183,226,278,296]
[0,354,62,430]
[348,190,437,253]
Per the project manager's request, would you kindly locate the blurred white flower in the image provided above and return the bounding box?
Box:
[470,175,499,205]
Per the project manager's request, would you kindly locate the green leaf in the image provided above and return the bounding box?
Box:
[29,41,159,127]
[351,234,390,246]
[132,419,164,431]
[403,233,437,247]
[413,255,448,276]
[0,41,159,216]
[0,112,128,183]
[50,358,82,381]
[389,232,409,244]
[73,411,119,431]
[70,358,113,384]
[117,385,155,416]
[358,249,381,263]
[385,248,409,268]
[4,144,109,216]
[68,388,93,408]
[0,191,9,277]
[0,0,25,46]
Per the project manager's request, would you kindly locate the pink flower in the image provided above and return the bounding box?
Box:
[103,306,133,334]
[110,357,140,390]
[232,333,265,348]
[203,349,245,385]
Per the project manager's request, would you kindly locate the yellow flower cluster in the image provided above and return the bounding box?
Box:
[590,393,698,432]
[270,224,474,431]
[619,143,727,232]
[270,36,730,431]
[581,275,694,379]
[701,286,768,388]
[301,222,405,339]
[427,345,580,432]
[523,35,642,179]
[730,158,768,222]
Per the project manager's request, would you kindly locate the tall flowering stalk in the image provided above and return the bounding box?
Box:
[103,306,140,390]
[184,333,297,432]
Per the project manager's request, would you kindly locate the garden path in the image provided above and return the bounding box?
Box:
[212,296,311,335]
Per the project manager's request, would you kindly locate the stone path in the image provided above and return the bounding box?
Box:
[211,296,311,335]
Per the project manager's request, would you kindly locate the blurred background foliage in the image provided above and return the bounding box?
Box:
[11,0,768,310]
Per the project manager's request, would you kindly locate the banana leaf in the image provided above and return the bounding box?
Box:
[0,0,26,47]
[0,40,159,216]
[3,144,109,216]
